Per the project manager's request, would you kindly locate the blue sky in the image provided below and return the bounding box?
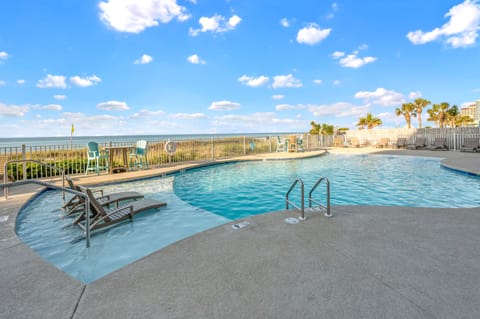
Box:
[1,0,480,137]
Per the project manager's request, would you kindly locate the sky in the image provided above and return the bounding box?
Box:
[1,0,480,137]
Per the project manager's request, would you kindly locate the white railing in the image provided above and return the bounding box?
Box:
[344,127,480,150]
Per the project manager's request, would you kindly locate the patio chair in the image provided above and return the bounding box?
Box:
[333,136,345,147]
[427,137,449,151]
[460,138,480,152]
[129,140,148,169]
[276,136,287,152]
[75,186,166,232]
[63,175,144,216]
[85,141,108,175]
[394,137,407,149]
[348,137,360,148]
[375,138,389,148]
[407,137,427,150]
[296,135,305,152]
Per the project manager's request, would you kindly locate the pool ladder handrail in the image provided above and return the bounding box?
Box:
[308,177,332,217]
[3,159,67,201]
[285,177,306,220]
[285,176,332,220]
[0,178,93,248]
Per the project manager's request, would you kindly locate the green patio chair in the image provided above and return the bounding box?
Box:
[85,141,108,175]
[276,136,287,152]
[296,135,305,152]
[129,140,148,169]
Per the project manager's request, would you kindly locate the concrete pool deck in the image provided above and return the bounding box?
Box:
[1,148,479,318]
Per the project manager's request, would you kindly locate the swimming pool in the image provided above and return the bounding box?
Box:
[16,154,480,283]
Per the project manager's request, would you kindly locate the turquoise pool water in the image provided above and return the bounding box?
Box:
[16,154,480,283]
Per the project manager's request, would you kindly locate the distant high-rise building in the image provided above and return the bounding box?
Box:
[476,100,480,125]
[460,100,480,126]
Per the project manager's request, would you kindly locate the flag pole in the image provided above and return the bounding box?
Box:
[70,123,74,150]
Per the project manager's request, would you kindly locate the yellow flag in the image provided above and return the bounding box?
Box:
[71,123,75,135]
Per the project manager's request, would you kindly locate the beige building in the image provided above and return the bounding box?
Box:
[460,100,480,126]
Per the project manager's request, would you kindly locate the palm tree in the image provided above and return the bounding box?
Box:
[412,98,431,128]
[309,121,334,135]
[435,102,450,128]
[427,104,440,127]
[456,115,474,127]
[357,113,382,130]
[309,121,321,134]
[446,105,459,127]
[395,103,416,128]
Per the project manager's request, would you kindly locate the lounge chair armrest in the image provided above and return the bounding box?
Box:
[90,205,134,228]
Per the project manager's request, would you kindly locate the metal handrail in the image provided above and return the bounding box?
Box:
[0,179,92,248]
[308,177,332,217]
[286,177,306,220]
[3,159,66,201]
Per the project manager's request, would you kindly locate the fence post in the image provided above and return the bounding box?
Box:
[243,136,246,155]
[22,144,26,180]
[211,136,215,160]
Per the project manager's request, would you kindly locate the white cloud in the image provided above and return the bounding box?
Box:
[272,74,302,88]
[32,104,62,111]
[332,50,377,68]
[406,0,480,48]
[272,94,285,100]
[327,2,339,19]
[187,54,206,64]
[209,100,241,111]
[408,91,422,99]
[331,51,345,58]
[134,54,153,64]
[358,43,368,50]
[130,109,165,118]
[37,74,67,89]
[307,102,369,117]
[238,75,269,87]
[0,103,29,117]
[296,24,331,45]
[0,51,8,60]
[97,100,130,111]
[275,104,306,111]
[280,18,290,27]
[333,80,341,86]
[189,14,241,36]
[171,113,207,120]
[98,0,190,33]
[0,80,6,87]
[17,79,25,85]
[354,88,405,106]
[70,75,102,87]
[212,112,307,131]
[313,79,323,85]
[54,94,67,100]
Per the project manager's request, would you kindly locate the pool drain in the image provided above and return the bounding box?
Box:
[232,220,250,230]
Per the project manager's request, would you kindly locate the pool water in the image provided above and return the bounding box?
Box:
[16,154,480,283]
[174,154,480,219]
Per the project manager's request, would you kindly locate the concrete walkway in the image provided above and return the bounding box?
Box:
[1,149,479,318]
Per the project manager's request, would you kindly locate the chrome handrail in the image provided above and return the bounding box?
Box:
[3,159,66,201]
[0,179,92,248]
[308,177,332,217]
[285,177,306,220]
